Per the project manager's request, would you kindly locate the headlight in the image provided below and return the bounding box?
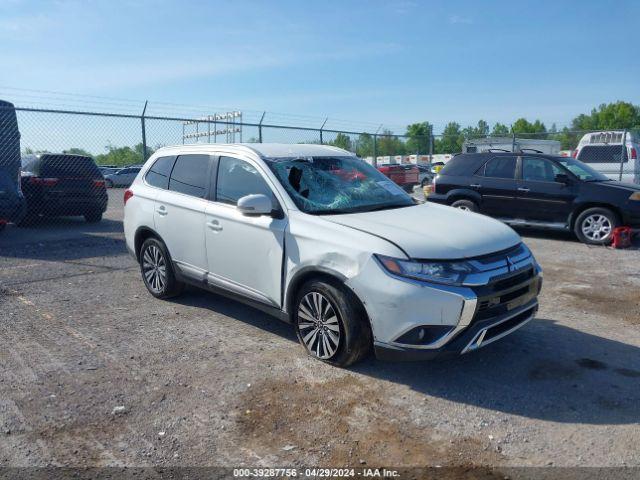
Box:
[629,192,640,201]
[375,254,474,286]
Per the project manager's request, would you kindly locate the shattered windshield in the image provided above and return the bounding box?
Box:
[267,156,414,215]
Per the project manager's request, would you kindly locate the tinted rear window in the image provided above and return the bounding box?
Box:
[439,155,485,176]
[168,154,210,198]
[578,145,627,164]
[40,155,101,178]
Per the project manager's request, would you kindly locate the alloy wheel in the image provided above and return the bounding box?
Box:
[142,244,167,293]
[297,292,341,360]
[581,214,612,242]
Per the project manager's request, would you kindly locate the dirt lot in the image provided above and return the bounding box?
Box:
[1,190,639,474]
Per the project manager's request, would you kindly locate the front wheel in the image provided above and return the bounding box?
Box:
[294,279,371,367]
[139,237,185,299]
[574,207,619,245]
[451,199,478,212]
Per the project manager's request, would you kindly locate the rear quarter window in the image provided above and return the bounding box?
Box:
[145,156,176,189]
[439,155,485,176]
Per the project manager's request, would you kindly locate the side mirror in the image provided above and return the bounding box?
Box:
[237,194,274,216]
[555,173,571,184]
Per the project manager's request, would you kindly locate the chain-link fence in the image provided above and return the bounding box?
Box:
[0,102,638,230]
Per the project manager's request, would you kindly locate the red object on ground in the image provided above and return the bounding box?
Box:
[611,226,632,249]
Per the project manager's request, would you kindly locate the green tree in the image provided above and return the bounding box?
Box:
[330,132,352,151]
[63,147,93,157]
[405,122,432,154]
[376,130,406,156]
[355,133,374,158]
[491,123,510,136]
[435,122,463,154]
[462,120,490,141]
[572,101,640,130]
[95,143,155,167]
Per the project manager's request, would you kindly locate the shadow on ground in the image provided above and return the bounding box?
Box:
[0,218,125,261]
[175,289,640,426]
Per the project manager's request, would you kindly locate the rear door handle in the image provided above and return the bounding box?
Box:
[470,184,481,188]
[517,187,530,192]
[207,220,223,232]
[156,206,168,216]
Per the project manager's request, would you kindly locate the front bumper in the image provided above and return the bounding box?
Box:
[374,299,538,361]
[347,243,541,362]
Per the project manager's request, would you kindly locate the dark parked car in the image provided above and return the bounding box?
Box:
[20,154,108,224]
[0,100,25,229]
[0,167,26,231]
[427,152,640,245]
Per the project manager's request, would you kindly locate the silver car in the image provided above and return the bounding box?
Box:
[104,167,141,188]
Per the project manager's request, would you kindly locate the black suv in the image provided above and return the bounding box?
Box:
[427,152,640,245]
[20,154,108,224]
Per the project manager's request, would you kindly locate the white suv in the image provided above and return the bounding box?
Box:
[124,144,542,366]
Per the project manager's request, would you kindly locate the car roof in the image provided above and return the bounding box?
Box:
[152,143,354,160]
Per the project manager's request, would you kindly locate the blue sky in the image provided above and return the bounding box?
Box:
[1,0,639,133]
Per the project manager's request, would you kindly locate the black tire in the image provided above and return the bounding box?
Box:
[294,279,371,367]
[574,207,619,245]
[84,212,103,223]
[451,199,478,212]
[139,237,185,299]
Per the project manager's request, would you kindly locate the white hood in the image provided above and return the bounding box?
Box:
[321,202,521,259]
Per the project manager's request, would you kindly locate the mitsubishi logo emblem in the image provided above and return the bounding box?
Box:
[506,256,515,272]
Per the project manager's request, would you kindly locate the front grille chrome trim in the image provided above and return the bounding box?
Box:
[461,305,537,354]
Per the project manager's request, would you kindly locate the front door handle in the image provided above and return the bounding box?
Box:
[207,220,223,232]
[156,206,168,216]
[470,184,481,188]
[517,187,530,192]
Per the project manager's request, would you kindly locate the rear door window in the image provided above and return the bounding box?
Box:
[168,154,210,198]
[479,156,517,179]
[145,156,176,189]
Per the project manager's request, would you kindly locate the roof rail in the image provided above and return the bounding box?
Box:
[520,148,543,154]
[487,148,510,153]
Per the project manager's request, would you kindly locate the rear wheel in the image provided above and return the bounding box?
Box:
[139,237,184,299]
[574,207,619,245]
[294,279,371,367]
[84,212,103,223]
[451,199,478,212]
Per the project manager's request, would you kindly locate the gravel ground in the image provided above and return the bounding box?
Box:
[1,190,639,474]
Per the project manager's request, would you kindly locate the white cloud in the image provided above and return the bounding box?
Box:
[449,14,473,25]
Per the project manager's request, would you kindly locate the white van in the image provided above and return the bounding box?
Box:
[574,131,640,184]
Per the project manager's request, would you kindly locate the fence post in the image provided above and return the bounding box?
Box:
[429,125,434,162]
[258,111,266,143]
[511,132,516,152]
[141,100,148,162]
[619,129,627,181]
[319,118,328,145]
[373,134,377,167]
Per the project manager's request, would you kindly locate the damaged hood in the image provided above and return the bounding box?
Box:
[320,202,521,259]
